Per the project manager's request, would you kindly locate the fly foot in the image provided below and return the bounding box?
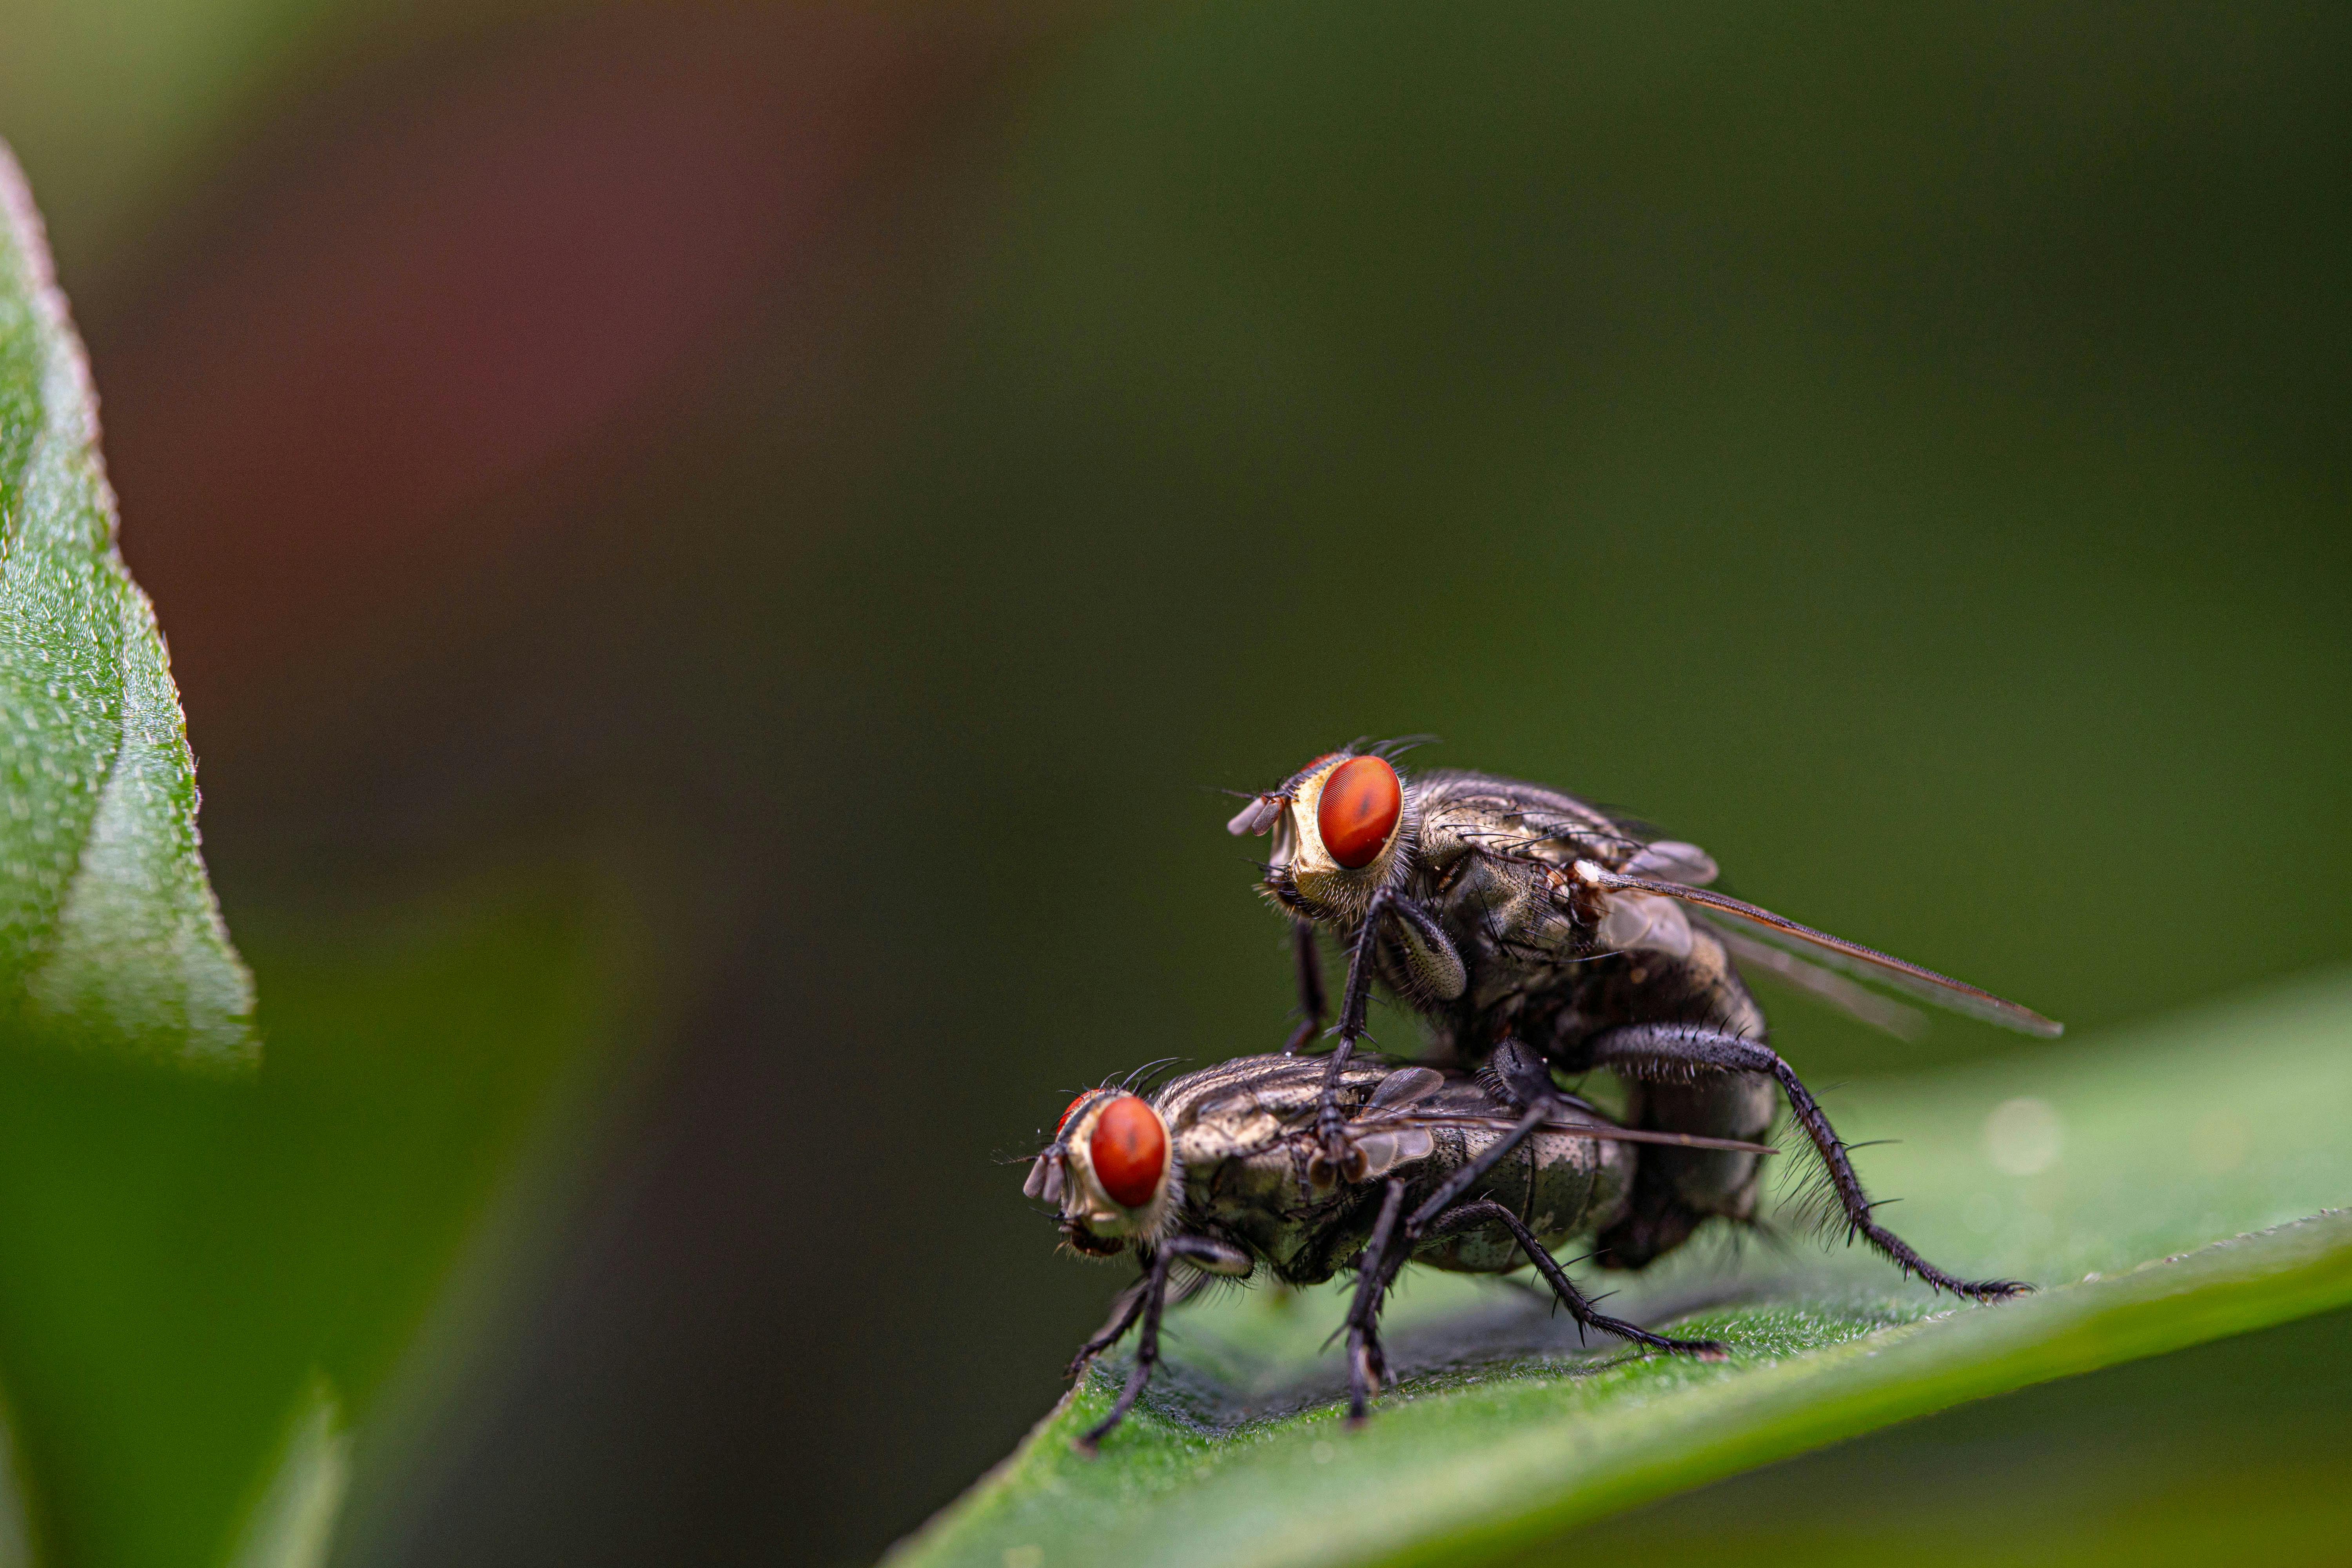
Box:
[1345,1327,1388,1425]
[1584,1310,1730,1361]
[1308,1102,1367,1188]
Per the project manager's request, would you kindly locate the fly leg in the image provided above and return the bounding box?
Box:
[1343,1185,1535,1424]
[1065,1273,1151,1378]
[1074,1248,1175,1454]
[1586,1024,2029,1302]
[1443,1198,1728,1358]
[1342,1067,1567,1408]
[1283,920,1326,1056]
[1344,1180,1723,1424]
[1316,889,1454,1176]
[1311,889,1394,1177]
[1342,1179,1409,1422]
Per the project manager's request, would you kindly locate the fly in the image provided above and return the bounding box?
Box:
[1027,1043,1774,1447]
[1226,742,2058,1301]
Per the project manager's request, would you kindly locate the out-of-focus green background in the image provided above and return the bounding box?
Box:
[2,2,2347,1564]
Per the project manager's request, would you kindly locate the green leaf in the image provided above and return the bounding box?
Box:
[890,973,2352,1568]
[0,144,252,1069]
[222,1375,346,1568]
[0,874,629,1567]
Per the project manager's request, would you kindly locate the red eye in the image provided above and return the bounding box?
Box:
[1089,1095,1167,1209]
[1056,1093,1091,1134]
[1318,756,1402,869]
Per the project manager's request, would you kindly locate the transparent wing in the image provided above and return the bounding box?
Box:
[1365,1065,1445,1109]
[1356,1106,1777,1155]
[1587,867,2062,1037]
[1621,839,1720,886]
[1704,918,1929,1041]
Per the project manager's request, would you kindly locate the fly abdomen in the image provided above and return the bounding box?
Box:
[1412,1111,1636,1274]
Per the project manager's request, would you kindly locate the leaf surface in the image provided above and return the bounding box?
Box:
[0,876,630,1567]
[891,973,2352,1568]
[0,144,251,1068]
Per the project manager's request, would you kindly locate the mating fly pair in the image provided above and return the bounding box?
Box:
[1029,740,2058,1446]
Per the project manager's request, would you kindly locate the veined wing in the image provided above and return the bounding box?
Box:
[1704,918,1929,1041]
[1583,866,2062,1037]
[1355,1105,1777,1155]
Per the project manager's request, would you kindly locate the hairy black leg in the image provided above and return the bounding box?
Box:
[1340,1094,1562,1406]
[1283,921,1326,1056]
[1065,1273,1150,1379]
[1310,888,1397,1173]
[1330,889,1394,1046]
[1341,1047,1564,1310]
[1342,1179,1408,1423]
[1450,1198,1727,1358]
[1075,1249,1174,1454]
[1341,1189,1697,1420]
[1317,889,1452,1171]
[1586,1024,2029,1302]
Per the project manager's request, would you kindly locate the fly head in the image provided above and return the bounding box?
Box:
[1229,747,1421,923]
[1028,1088,1180,1256]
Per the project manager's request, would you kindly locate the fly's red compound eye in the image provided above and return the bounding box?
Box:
[1056,1093,1091,1135]
[1318,756,1402,869]
[1088,1095,1167,1209]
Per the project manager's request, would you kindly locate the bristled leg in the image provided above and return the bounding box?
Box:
[1341,1179,1408,1423]
[1074,1249,1175,1453]
[1584,1023,2028,1301]
[1445,1197,1727,1357]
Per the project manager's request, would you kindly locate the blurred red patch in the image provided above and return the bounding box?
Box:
[96,7,993,717]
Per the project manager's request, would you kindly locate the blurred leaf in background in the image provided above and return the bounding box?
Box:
[0,140,638,1567]
[0,0,572,280]
[0,871,633,1568]
[0,147,250,1068]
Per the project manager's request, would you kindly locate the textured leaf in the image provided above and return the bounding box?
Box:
[0,144,251,1069]
[890,973,2352,1568]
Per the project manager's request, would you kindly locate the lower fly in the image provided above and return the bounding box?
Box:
[1027,1043,1771,1446]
